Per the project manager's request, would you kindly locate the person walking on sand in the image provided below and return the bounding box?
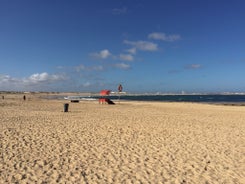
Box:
[23,95,26,101]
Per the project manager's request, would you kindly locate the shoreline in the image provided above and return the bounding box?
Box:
[1,92,245,106]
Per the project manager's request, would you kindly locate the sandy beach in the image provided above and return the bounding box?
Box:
[0,94,244,183]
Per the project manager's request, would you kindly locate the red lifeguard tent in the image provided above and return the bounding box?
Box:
[99,90,115,104]
[100,90,111,96]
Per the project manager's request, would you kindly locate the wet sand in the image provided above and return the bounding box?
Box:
[0,95,244,183]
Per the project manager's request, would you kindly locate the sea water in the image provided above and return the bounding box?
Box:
[107,95,245,103]
[62,94,245,104]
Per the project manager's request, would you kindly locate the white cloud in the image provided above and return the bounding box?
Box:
[100,49,111,58]
[82,82,92,87]
[0,72,66,91]
[75,64,86,72]
[126,47,137,54]
[27,73,47,83]
[24,72,65,84]
[79,81,106,90]
[114,63,130,70]
[75,64,104,72]
[124,40,158,51]
[0,75,19,83]
[119,54,134,61]
[91,65,104,71]
[90,49,111,59]
[191,64,201,69]
[148,32,181,42]
[185,64,202,69]
[112,7,127,15]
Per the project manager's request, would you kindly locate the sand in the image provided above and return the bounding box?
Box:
[0,94,244,183]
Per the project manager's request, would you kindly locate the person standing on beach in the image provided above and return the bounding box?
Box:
[118,84,123,104]
[23,95,26,101]
[118,84,123,92]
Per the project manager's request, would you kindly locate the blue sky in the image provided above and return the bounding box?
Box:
[1,0,245,93]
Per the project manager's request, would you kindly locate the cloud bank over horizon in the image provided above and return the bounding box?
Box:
[0,73,67,91]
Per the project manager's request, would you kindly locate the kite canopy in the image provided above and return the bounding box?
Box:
[100,90,111,96]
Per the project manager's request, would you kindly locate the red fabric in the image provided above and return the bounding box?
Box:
[99,98,107,104]
[100,90,111,96]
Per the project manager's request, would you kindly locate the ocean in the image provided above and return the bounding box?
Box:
[63,95,245,104]
[108,95,245,103]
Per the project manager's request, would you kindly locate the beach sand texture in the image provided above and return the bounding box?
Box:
[1,96,244,183]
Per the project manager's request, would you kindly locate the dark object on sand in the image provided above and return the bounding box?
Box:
[64,103,69,112]
[99,98,115,105]
[2,96,4,100]
[71,100,79,103]
[23,95,26,100]
[107,98,115,105]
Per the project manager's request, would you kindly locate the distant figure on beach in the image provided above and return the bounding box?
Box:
[23,95,26,101]
[118,84,123,92]
[2,96,4,100]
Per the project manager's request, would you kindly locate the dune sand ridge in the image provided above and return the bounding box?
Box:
[0,97,244,183]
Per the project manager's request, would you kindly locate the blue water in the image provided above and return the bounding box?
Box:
[100,95,245,103]
[60,94,245,103]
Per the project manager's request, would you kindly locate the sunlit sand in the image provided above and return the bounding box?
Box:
[1,94,244,183]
